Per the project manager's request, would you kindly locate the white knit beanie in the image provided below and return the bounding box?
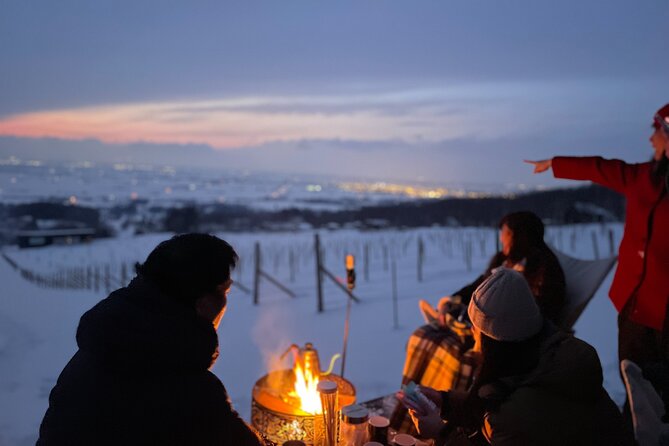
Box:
[467,268,543,341]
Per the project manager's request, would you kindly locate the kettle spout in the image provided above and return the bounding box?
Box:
[279,344,300,365]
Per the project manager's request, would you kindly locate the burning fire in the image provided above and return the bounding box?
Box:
[290,362,321,414]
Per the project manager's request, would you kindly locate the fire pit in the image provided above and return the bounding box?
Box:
[251,369,356,445]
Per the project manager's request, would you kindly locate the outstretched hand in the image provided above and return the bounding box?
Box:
[524,159,552,174]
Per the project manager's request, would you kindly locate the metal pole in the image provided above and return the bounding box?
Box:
[340,294,352,377]
[364,243,369,282]
[253,242,261,305]
[591,231,600,260]
[417,237,424,282]
[392,259,399,329]
[315,234,324,313]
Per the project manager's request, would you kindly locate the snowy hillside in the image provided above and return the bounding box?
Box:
[0,223,623,446]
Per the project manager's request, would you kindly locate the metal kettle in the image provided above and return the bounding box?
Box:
[281,342,339,376]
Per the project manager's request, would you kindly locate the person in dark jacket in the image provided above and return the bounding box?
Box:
[421,211,566,325]
[37,233,274,446]
[401,268,633,446]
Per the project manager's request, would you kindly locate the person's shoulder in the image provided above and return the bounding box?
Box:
[195,370,227,394]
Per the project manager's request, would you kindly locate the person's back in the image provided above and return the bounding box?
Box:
[38,234,270,446]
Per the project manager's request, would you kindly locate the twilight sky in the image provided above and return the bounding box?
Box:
[1,0,668,187]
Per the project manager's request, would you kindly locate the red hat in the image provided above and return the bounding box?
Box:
[654,103,669,133]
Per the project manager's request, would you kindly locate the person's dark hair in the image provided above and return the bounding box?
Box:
[135,233,238,306]
[491,211,565,323]
[498,211,546,263]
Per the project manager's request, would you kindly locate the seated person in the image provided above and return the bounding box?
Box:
[421,211,566,326]
[38,234,274,446]
[400,268,633,446]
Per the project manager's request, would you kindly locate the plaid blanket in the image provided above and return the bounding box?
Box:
[390,318,478,434]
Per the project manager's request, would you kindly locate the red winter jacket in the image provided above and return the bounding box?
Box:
[552,156,669,331]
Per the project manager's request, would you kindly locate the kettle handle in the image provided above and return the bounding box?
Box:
[321,353,341,376]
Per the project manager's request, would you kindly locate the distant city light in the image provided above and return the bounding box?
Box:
[130,191,138,200]
[339,181,447,199]
[337,181,495,200]
[68,195,77,205]
[306,184,322,192]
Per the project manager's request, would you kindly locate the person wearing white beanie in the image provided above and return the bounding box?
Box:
[399,268,633,446]
[467,268,543,342]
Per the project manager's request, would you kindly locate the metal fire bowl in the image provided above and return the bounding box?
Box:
[251,369,356,446]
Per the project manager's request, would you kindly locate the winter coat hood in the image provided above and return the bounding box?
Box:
[76,276,218,374]
[505,330,603,402]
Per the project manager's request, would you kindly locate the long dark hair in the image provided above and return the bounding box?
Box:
[498,211,546,263]
[491,212,565,323]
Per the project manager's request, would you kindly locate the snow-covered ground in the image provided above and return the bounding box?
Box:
[0,223,623,446]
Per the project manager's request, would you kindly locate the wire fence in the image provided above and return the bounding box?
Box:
[1,223,621,306]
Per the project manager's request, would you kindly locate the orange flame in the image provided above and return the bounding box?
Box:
[290,362,321,414]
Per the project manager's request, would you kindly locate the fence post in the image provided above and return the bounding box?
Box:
[363,243,369,282]
[417,236,424,282]
[315,234,324,313]
[392,259,399,329]
[591,231,600,259]
[104,264,111,293]
[570,230,577,253]
[289,249,296,283]
[253,242,261,305]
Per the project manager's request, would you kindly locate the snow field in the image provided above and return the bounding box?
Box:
[0,223,623,445]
